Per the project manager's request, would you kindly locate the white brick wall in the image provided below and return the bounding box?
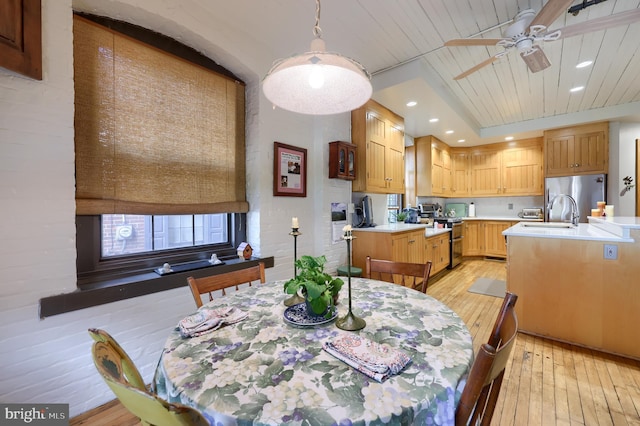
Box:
[0,0,351,418]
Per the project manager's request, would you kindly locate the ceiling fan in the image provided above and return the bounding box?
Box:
[444,0,640,80]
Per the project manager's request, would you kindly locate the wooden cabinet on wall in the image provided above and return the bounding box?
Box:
[328,141,356,180]
[450,150,470,196]
[407,136,542,200]
[351,100,405,194]
[469,139,543,196]
[544,122,609,177]
[0,0,42,80]
[463,220,515,258]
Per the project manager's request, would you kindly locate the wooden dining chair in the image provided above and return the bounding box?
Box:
[187,262,266,308]
[455,292,519,426]
[365,256,432,293]
[88,328,209,426]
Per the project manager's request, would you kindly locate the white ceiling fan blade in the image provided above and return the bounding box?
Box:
[529,0,576,29]
[453,54,503,80]
[445,38,504,47]
[555,8,640,40]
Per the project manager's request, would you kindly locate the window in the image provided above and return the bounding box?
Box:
[73,13,247,286]
[387,194,402,222]
[101,214,228,257]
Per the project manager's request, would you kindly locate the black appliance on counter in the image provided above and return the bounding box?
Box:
[434,217,463,269]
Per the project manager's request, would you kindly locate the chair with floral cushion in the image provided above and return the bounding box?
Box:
[89,328,209,426]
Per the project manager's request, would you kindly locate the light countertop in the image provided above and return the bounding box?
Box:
[352,223,451,237]
[463,216,541,222]
[503,220,636,242]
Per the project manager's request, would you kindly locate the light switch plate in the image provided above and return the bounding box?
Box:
[604,244,618,260]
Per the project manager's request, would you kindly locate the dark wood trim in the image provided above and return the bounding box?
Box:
[39,256,274,318]
[0,0,42,79]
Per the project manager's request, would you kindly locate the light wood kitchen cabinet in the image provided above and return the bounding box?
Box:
[544,121,608,177]
[431,141,451,196]
[469,148,502,196]
[352,228,424,272]
[501,142,543,196]
[408,137,543,200]
[425,233,450,275]
[450,150,469,196]
[463,221,483,256]
[351,228,450,279]
[483,221,514,257]
[469,138,543,196]
[463,220,515,258]
[351,100,405,194]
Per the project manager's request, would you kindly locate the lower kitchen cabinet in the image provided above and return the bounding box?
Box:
[463,220,516,258]
[425,234,450,275]
[463,221,483,256]
[352,228,450,278]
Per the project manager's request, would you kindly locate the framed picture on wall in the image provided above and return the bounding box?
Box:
[274,142,307,197]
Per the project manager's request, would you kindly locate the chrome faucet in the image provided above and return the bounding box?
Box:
[548,194,579,226]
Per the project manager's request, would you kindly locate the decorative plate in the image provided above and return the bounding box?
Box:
[283,303,338,327]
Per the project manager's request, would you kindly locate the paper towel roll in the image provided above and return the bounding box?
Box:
[468,203,476,217]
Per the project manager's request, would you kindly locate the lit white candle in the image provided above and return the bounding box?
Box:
[292,217,299,228]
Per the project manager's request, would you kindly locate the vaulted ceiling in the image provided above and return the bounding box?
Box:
[74,0,640,146]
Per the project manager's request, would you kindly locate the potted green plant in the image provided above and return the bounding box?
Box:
[284,255,343,318]
[395,211,408,223]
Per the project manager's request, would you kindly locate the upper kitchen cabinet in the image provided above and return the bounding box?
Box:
[544,122,609,177]
[501,139,544,196]
[470,138,543,197]
[407,135,450,197]
[0,0,42,80]
[351,100,405,194]
[450,149,470,197]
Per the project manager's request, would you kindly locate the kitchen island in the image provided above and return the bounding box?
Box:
[351,224,452,277]
[503,217,640,360]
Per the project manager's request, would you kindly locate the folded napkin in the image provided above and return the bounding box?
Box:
[178,307,248,338]
[323,333,411,382]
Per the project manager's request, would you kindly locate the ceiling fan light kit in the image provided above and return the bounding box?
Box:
[262,0,372,115]
[445,0,640,80]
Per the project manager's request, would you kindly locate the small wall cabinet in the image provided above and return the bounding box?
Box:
[329,141,356,180]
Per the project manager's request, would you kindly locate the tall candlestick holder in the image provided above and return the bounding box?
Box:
[284,227,306,306]
[336,227,366,331]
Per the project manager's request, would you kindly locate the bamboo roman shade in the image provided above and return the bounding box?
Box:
[73,16,247,215]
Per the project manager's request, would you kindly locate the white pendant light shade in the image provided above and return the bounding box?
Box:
[262,4,372,115]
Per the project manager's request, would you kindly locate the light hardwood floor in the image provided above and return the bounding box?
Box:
[72,258,640,425]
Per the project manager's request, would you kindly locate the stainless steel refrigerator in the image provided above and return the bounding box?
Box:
[545,174,607,223]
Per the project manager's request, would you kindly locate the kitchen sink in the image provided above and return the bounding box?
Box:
[520,222,576,229]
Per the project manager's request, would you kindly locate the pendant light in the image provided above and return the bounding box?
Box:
[262,0,372,115]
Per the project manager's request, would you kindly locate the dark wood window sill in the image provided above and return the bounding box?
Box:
[39,256,274,318]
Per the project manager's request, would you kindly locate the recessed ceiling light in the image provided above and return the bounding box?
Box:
[457,139,465,143]
[406,101,417,107]
[505,136,514,141]
[570,86,584,93]
[576,61,593,69]
[429,118,439,123]
[445,130,454,134]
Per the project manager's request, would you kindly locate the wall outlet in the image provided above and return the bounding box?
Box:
[604,244,618,260]
[508,203,513,210]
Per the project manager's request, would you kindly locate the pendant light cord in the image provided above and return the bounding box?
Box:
[313,0,322,38]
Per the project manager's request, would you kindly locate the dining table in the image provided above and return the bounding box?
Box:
[153,277,474,425]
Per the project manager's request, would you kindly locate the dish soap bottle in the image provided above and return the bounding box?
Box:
[468,202,476,217]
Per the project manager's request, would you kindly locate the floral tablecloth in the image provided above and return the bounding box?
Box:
[154,278,473,425]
